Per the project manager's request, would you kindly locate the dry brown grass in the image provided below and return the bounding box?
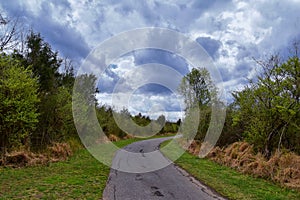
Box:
[3,151,48,167]
[1,143,73,168]
[108,134,120,142]
[95,134,122,144]
[190,141,300,190]
[123,134,134,140]
[269,152,300,189]
[188,140,201,155]
[47,143,72,162]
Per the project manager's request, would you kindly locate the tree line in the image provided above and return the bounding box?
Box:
[2,13,298,159]
[0,14,178,155]
[179,43,300,158]
[0,26,77,153]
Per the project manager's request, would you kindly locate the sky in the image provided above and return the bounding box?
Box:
[1,0,300,121]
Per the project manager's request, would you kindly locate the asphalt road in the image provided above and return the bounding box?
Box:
[103,137,226,200]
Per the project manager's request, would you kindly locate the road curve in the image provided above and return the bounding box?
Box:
[103,137,226,200]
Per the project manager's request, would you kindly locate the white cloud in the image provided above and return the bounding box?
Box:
[1,0,300,105]
[96,92,184,122]
[96,55,185,121]
[186,0,300,97]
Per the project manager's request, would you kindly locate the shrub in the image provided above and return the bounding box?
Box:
[0,54,39,153]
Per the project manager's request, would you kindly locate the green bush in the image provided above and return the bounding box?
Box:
[0,54,39,152]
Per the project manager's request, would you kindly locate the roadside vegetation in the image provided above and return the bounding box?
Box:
[177,41,300,191]
[178,45,300,156]
[0,138,143,199]
[161,141,300,200]
[0,14,179,166]
[1,12,300,199]
[0,135,176,199]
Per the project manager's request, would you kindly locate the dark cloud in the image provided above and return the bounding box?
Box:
[1,1,90,62]
[1,0,300,107]
[132,49,189,75]
[38,21,90,61]
[36,2,90,61]
[235,62,253,78]
[196,37,222,58]
[191,0,218,11]
[0,1,27,17]
[219,60,254,83]
[98,49,188,95]
[135,83,173,95]
[97,66,120,93]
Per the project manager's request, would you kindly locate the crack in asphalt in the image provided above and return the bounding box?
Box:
[113,185,116,200]
[135,174,142,181]
[153,190,164,197]
[151,186,164,197]
[103,138,227,200]
[167,191,176,199]
[139,149,146,157]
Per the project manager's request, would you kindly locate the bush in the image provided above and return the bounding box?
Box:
[0,54,39,153]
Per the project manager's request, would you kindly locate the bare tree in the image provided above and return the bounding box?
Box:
[0,13,26,52]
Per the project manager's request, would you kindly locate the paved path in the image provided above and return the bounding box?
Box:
[103,137,226,200]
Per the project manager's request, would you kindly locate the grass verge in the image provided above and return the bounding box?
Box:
[0,138,143,199]
[0,135,175,199]
[160,140,300,200]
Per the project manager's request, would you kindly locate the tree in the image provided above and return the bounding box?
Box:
[73,73,98,106]
[21,32,77,148]
[178,68,218,141]
[0,28,78,152]
[0,13,25,52]
[157,115,166,126]
[38,87,75,144]
[60,58,75,90]
[217,104,243,147]
[24,31,62,92]
[179,68,217,109]
[233,51,300,157]
[0,54,39,152]
[176,118,181,126]
[73,74,100,146]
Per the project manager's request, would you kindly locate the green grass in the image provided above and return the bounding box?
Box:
[0,135,175,199]
[0,138,143,200]
[160,140,300,200]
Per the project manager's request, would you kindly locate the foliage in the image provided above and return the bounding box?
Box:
[232,53,300,156]
[217,105,243,147]
[72,74,100,146]
[19,33,77,149]
[37,87,75,144]
[178,68,218,142]
[96,106,126,138]
[179,68,217,109]
[0,25,77,153]
[96,106,179,139]
[24,32,62,92]
[0,54,39,152]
